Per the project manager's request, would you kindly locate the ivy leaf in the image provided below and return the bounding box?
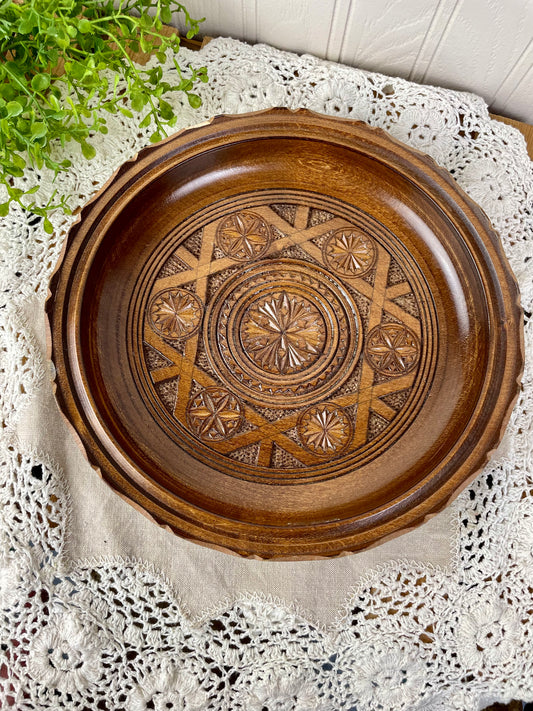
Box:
[56,36,70,50]
[139,14,152,30]
[131,92,146,112]
[138,113,152,129]
[18,12,38,34]
[12,154,26,170]
[48,49,59,66]
[4,164,25,177]
[178,78,193,92]
[140,34,151,53]
[31,122,47,139]
[70,62,86,81]
[0,0,206,220]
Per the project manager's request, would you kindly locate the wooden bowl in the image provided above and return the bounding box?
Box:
[47,109,523,559]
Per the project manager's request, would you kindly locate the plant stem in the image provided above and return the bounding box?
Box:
[2,64,46,116]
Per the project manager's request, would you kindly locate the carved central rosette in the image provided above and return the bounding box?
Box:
[240,290,326,375]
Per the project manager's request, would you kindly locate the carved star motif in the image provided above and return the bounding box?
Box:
[186,387,243,441]
[298,403,352,455]
[216,211,272,261]
[241,291,326,374]
[323,229,376,277]
[149,289,203,340]
[365,323,420,376]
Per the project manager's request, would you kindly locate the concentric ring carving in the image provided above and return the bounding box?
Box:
[148,288,203,340]
[204,259,362,409]
[215,210,272,261]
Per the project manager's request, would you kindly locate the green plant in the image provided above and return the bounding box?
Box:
[0,0,207,231]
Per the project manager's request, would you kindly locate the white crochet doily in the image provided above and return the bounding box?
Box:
[1,38,532,710]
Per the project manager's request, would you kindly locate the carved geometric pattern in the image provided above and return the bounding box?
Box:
[298,403,353,455]
[322,228,377,277]
[143,197,431,479]
[148,288,203,340]
[215,210,272,261]
[240,290,326,375]
[204,259,361,409]
[365,323,420,376]
[186,387,243,441]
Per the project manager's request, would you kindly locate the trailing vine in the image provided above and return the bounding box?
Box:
[0,0,207,229]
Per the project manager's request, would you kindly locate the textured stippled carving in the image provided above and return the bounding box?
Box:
[142,197,430,479]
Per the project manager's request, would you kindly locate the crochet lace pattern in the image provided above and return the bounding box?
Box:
[1,38,532,710]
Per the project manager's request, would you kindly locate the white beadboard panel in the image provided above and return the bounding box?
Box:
[254,0,337,57]
[491,37,533,117]
[241,0,258,42]
[174,0,337,56]
[408,0,461,82]
[169,0,533,123]
[420,0,533,119]
[498,61,533,121]
[337,0,440,77]
[325,0,353,62]
[171,0,246,40]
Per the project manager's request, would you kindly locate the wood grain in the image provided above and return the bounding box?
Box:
[47,109,523,559]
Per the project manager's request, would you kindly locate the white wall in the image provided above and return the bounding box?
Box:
[177,0,533,123]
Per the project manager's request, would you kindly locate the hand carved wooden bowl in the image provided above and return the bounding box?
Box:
[48,109,523,559]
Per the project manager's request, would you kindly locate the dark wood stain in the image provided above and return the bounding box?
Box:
[46,109,523,559]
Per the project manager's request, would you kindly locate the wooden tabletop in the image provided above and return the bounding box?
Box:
[492,114,533,161]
